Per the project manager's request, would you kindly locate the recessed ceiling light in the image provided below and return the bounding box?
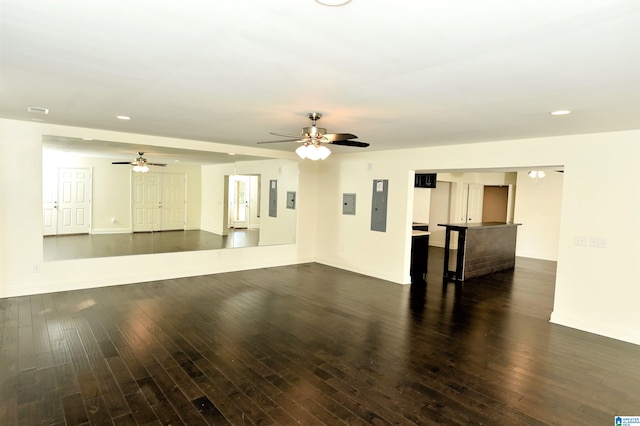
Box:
[228,153,236,156]
[550,110,571,116]
[315,0,352,6]
[116,115,132,120]
[82,138,93,140]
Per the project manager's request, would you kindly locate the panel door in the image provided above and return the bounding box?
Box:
[132,173,161,232]
[466,183,484,223]
[56,168,91,235]
[159,174,186,231]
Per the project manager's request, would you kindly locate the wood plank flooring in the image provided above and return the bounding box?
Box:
[43,229,260,261]
[2,248,639,424]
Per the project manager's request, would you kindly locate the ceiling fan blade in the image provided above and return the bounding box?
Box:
[330,140,370,148]
[323,133,358,142]
[112,161,135,165]
[257,139,304,144]
[146,163,167,167]
[270,132,304,139]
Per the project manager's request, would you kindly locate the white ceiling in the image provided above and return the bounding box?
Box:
[1,0,639,154]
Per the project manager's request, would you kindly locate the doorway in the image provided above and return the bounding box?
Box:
[230,175,250,228]
[482,186,509,222]
[227,175,260,230]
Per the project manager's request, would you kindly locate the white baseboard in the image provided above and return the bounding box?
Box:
[550,311,640,346]
[91,228,132,235]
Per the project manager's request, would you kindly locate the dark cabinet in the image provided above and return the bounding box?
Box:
[410,232,430,280]
[414,173,437,188]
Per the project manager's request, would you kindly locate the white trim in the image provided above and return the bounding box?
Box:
[550,311,640,346]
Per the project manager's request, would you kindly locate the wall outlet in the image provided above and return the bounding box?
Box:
[33,264,41,273]
[589,237,607,248]
[574,236,587,246]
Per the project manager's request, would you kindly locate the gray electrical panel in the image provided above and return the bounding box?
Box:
[286,191,296,209]
[370,179,388,232]
[269,180,277,217]
[343,193,356,215]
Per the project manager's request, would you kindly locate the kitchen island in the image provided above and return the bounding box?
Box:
[438,222,521,282]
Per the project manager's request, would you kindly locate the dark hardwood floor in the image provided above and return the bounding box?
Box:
[1,248,639,424]
[43,229,260,261]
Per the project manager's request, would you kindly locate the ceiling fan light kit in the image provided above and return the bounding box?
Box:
[296,143,331,160]
[258,112,369,160]
[112,152,167,172]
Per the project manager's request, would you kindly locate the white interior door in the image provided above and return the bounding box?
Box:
[133,173,161,232]
[466,183,484,223]
[160,174,186,231]
[43,168,91,235]
[133,173,186,232]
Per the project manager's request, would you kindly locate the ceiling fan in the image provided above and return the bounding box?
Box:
[112,152,167,172]
[258,112,370,160]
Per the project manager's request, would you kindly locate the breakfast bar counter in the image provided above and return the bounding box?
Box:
[438,222,521,282]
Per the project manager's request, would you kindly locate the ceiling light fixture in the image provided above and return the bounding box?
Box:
[315,0,352,6]
[132,164,149,173]
[116,115,132,120]
[550,110,571,116]
[295,143,331,161]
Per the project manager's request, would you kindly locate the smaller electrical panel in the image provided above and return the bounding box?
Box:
[342,193,356,215]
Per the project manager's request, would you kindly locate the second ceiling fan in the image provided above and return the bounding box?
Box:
[112,152,167,173]
[258,112,369,160]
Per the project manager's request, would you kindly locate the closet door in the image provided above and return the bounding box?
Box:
[132,173,185,232]
[132,173,161,232]
[159,174,186,231]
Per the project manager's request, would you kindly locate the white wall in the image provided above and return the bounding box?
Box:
[313,130,640,345]
[314,157,415,283]
[514,170,563,260]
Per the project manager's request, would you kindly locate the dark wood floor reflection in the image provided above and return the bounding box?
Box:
[44,229,260,261]
[2,249,639,424]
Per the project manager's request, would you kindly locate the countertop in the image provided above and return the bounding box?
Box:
[437,222,521,230]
